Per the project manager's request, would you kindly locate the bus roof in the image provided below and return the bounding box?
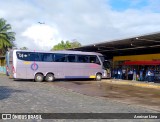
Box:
[12,50,103,56]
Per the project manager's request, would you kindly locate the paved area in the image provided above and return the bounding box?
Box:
[0,75,159,122]
[52,79,160,111]
[104,79,160,89]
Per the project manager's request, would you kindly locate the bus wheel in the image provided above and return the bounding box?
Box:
[96,73,102,81]
[35,73,44,82]
[45,74,55,82]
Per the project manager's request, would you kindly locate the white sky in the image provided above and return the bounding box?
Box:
[0,0,160,50]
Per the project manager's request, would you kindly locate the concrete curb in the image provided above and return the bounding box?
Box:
[103,79,160,89]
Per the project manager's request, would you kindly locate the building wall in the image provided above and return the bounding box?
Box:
[113,53,160,68]
[0,57,6,74]
[113,53,160,62]
[0,59,5,66]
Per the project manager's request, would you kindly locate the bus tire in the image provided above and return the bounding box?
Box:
[45,73,55,82]
[96,73,102,81]
[35,73,44,82]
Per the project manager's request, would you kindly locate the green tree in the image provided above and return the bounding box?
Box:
[0,18,15,54]
[70,41,81,48]
[20,46,28,50]
[51,40,81,51]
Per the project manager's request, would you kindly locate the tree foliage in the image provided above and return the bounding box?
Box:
[20,47,28,50]
[0,18,15,54]
[70,41,81,48]
[51,40,81,51]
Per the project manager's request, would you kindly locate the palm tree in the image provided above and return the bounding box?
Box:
[0,18,15,55]
[20,46,28,50]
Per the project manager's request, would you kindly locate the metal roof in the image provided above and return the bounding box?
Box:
[71,31,160,58]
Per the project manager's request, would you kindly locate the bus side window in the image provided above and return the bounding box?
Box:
[26,52,36,61]
[16,52,30,61]
[55,54,67,62]
[67,55,76,62]
[89,56,101,65]
[77,55,89,63]
[89,56,96,63]
[42,53,53,62]
[26,52,42,61]
[34,53,42,61]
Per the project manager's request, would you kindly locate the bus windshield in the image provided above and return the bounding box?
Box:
[99,56,111,69]
[103,60,111,69]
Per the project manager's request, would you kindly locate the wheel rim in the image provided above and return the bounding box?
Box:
[97,75,101,80]
[37,76,42,81]
[48,76,53,81]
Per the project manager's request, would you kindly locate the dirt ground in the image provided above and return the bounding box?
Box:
[46,80,160,111]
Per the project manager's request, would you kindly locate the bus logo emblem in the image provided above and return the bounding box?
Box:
[31,63,38,71]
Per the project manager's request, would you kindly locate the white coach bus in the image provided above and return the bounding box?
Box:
[8,50,111,82]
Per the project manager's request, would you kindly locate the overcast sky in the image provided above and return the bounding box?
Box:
[1,0,160,50]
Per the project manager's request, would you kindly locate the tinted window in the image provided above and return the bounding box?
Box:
[99,56,105,62]
[89,56,97,63]
[16,52,42,61]
[67,55,76,62]
[55,54,66,62]
[16,52,32,61]
[77,55,89,63]
[89,56,101,65]
[34,53,42,61]
[103,61,111,68]
[42,53,54,62]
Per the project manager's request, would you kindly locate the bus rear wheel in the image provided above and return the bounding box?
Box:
[96,73,102,81]
[35,73,44,82]
[45,74,55,82]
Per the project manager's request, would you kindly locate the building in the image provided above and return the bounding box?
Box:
[71,31,160,81]
[0,56,6,74]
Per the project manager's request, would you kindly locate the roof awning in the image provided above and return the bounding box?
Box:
[124,61,160,65]
[71,32,160,57]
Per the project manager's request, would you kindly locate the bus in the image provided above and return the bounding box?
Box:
[9,50,110,82]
